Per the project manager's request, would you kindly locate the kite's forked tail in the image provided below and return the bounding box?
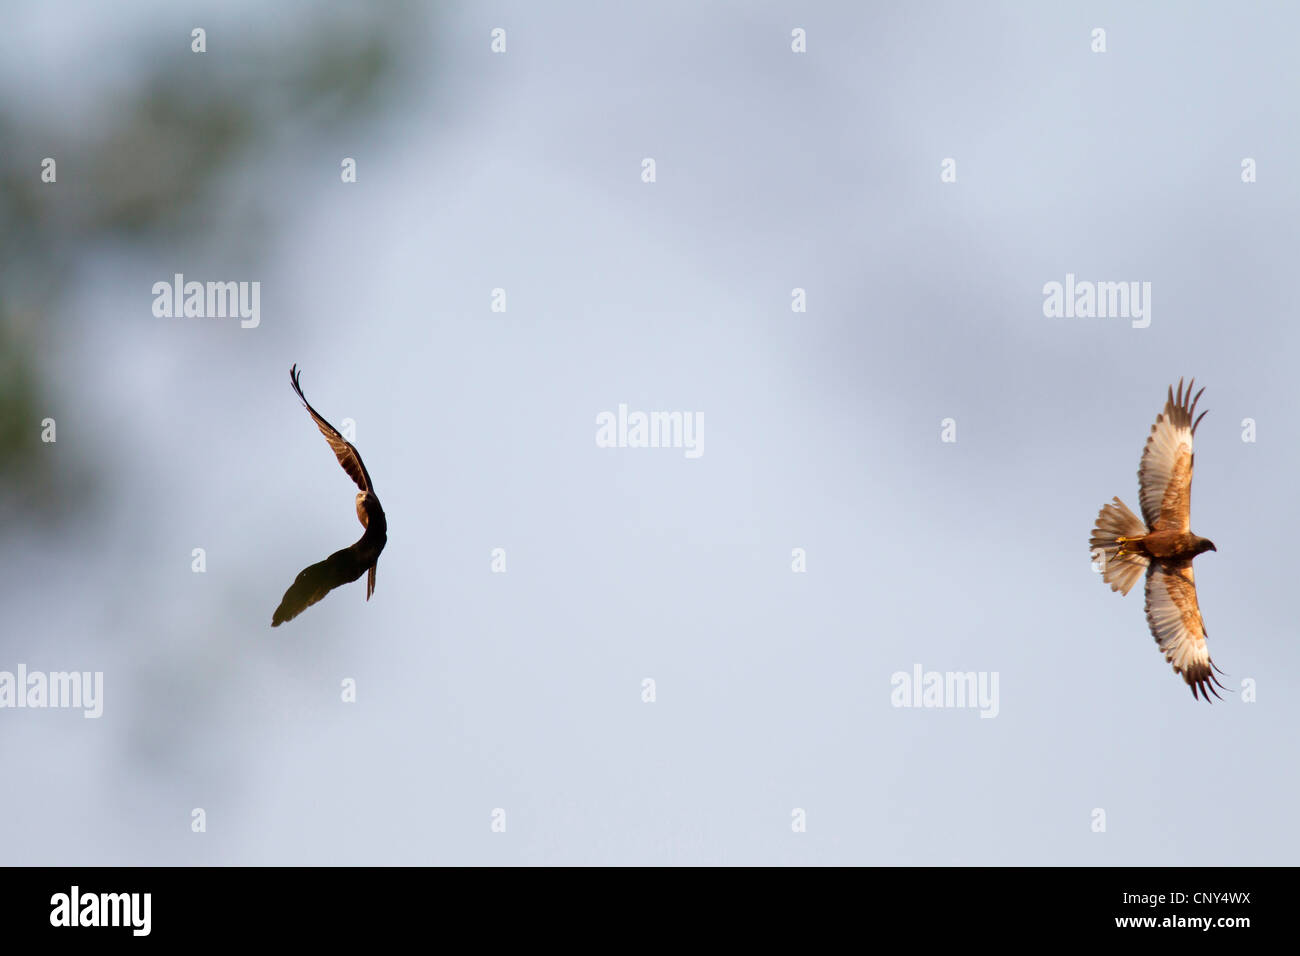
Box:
[1089,496,1150,595]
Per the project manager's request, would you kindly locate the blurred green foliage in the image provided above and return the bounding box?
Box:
[0,7,414,524]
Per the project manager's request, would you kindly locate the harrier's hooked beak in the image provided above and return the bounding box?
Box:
[1206,541,1217,552]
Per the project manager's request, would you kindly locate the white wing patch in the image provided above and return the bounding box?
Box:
[1144,562,1223,700]
[1137,378,1205,531]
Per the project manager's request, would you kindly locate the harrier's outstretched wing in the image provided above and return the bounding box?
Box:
[290,364,374,493]
[1137,377,1206,532]
[1144,561,1225,701]
[272,545,371,627]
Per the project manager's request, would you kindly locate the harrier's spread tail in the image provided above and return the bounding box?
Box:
[1090,496,1149,595]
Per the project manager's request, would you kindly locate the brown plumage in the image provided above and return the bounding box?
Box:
[1089,378,1225,701]
[272,364,387,627]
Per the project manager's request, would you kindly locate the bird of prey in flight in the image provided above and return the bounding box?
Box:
[1089,379,1225,700]
[272,364,387,627]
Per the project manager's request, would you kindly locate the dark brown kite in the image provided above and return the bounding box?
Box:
[1089,378,1225,701]
[272,365,388,627]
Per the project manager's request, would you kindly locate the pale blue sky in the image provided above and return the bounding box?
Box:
[1,1,1296,864]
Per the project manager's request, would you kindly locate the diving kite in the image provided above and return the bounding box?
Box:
[1089,378,1225,701]
[272,364,388,627]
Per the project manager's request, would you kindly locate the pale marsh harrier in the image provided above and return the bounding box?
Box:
[1089,378,1225,701]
